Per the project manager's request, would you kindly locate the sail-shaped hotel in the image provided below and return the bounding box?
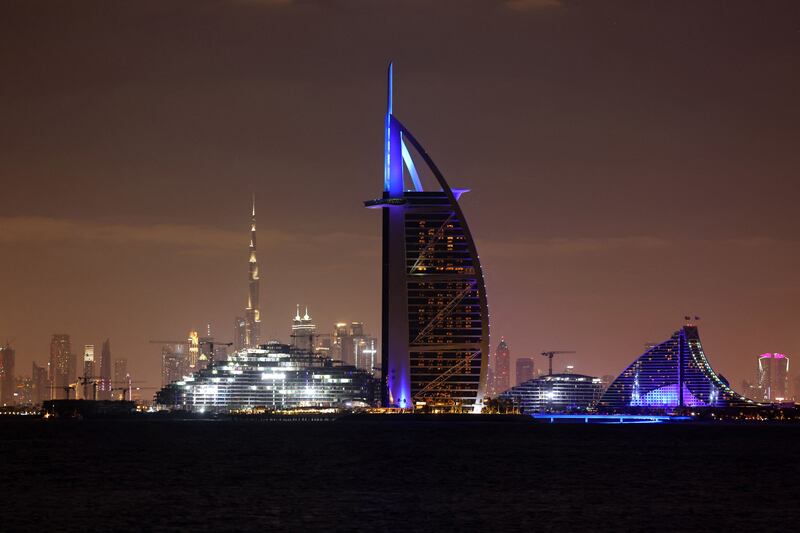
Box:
[365,64,490,412]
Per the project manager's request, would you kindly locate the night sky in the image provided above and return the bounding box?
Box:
[2,0,799,390]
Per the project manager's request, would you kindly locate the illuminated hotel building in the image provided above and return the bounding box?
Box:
[599,323,755,410]
[244,195,262,348]
[154,342,378,411]
[365,64,490,411]
[499,374,603,414]
[757,353,790,402]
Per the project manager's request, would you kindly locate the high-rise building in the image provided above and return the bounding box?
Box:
[354,336,378,375]
[243,195,262,348]
[114,358,129,399]
[291,306,316,352]
[488,339,511,397]
[234,317,246,352]
[188,330,200,370]
[757,353,790,402]
[364,64,490,411]
[331,323,350,364]
[32,362,48,406]
[515,357,534,386]
[199,326,212,365]
[49,334,72,400]
[329,322,378,373]
[161,343,187,387]
[0,343,16,405]
[99,339,112,400]
[599,323,755,409]
[82,344,95,399]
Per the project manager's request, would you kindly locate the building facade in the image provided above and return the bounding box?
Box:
[291,306,316,352]
[49,334,73,400]
[114,358,129,399]
[487,339,510,398]
[365,64,490,412]
[234,317,246,352]
[32,362,48,406]
[99,339,112,400]
[154,342,378,412]
[0,343,15,405]
[161,343,188,387]
[499,373,603,414]
[757,353,790,402]
[599,324,755,410]
[82,344,95,399]
[515,357,534,386]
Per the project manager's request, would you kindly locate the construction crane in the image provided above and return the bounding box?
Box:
[49,384,77,400]
[541,350,576,376]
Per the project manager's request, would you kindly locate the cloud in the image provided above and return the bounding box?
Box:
[503,0,563,11]
[229,0,294,6]
[0,216,268,253]
[0,216,377,259]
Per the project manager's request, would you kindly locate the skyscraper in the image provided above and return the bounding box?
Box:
[114,358,129,400]
[365,64,490,411]
[99,339,112,400]
[757,353,790,402]
[488,339,511,397]
[32,362,48,406]
[331,323,350,364]
[515,357,534,386]
[244,195,261,348]
[161,343,187,387]
[234,316,246,352]
[49,334,72,400]
[354,336,378,375]
[291,306,316,352]
[82,344,95,399]
[0,343,16,405]
[188,330,200,370]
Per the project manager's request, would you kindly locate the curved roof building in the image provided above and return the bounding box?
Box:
[365,64,490,412]
[599,324,755,410]
[499,373,603,414]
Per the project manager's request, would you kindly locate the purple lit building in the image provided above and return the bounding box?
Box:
[365,64,490,412]
[599,323,755,410]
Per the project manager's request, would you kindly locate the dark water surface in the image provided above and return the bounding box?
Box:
[1,419,797,531]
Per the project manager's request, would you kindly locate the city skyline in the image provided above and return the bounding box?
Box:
[2,1,799,391]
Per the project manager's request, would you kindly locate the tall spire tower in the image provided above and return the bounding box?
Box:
[244,194,261,348]
[365,64,490,412]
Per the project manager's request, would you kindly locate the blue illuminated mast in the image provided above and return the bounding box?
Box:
[384,62,403,196]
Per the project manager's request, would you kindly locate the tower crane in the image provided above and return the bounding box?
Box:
[541,350,576,376]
